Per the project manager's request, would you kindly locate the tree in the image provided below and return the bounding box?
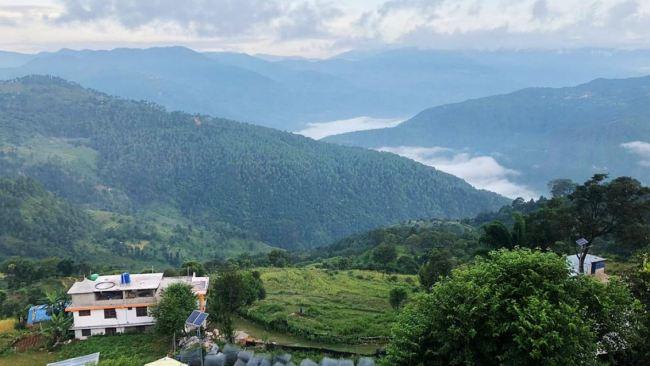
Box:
[42,312,72,349]
[56,258,75,276]
[418,248,454,290]
[479,221,512,249]
[43,290,68,316]
[180,261,205,276]
[150,283,196,336]
[268,249,291,268]
[384,249,643,366]
[372,243,397,264]
[207,270,265,342]
[389,288,408,310]
[548,178,577,198]
[511,213,527,247]
[570,175,650,273]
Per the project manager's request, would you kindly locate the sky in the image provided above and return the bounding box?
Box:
[1,0,650,57]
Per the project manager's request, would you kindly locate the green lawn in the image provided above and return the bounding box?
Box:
[0,333,170,366]
[244,267,418,344]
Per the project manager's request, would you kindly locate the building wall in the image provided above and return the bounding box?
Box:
[70,292,157,307]
[72,307,154,339]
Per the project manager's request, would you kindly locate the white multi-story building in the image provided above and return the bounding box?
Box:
[66,272,209,340]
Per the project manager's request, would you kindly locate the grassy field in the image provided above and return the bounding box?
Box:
[244,267,418,344]
[0,333,169,366]
[0,319,15,334]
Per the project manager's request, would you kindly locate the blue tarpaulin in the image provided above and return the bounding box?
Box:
[26,304,51,325]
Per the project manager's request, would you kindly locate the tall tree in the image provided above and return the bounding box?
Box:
[207,270,265,342]
[150,283,196,336]
[570,175,650,273]
[479,221,513,249]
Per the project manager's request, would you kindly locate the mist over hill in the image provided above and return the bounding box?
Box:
[325,75,650,197]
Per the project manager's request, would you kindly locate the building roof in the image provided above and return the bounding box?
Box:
[27,304,52,324]
[567,254,607,273]
[67,273,164,295]
[47,352,100,366]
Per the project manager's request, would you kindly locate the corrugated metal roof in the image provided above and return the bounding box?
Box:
[47,352,100,366]
[567,254,607,274]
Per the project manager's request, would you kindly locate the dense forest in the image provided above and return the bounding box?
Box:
[0,176,272,266]
[0,75,506,250]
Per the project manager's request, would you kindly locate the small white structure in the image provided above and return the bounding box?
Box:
[66,272,209,340]
[567,254,607,276]
[47,352,100,366]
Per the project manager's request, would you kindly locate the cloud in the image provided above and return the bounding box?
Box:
[621,141,650,167]
[2,0,650,56]
[295,116,405,140]
[378,146,536,199]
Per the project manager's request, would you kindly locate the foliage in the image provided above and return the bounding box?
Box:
[569,175,650,272]
[0,76,506,250]
[41,312,72,349]
[388,288,408,310]
[383,249,644,366]
[56,333,167,365]
[207,269,265,342]
[180,261,205,277]
[268,250,292,268]
[0,176,94,261]
[417,248,455,290]
[150,283,196,336]
[316,220,483,274]
[243,268,416,344]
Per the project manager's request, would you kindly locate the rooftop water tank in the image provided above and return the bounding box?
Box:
[89,273,99,281]
[120,272,131,284]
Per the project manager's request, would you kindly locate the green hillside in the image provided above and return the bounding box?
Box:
[0,75,507,250]
[0,176,272,266]
[325,75,650,193]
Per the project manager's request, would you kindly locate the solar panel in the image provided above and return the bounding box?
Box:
[185,310,209,327]
[193,312,208,326]
[575,238,589,246]
[186,310,200,325]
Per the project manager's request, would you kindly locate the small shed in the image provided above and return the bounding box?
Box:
[567,254,607,275]
[26,304,51,326]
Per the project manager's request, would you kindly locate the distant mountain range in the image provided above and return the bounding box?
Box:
[0,76,506,251]
[2,47,650,131]
[325,75,650,196]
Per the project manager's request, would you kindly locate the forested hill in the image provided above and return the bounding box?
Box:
[0,76,507,249]
[325,75,650,193]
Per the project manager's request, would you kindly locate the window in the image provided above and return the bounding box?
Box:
[81,329,91,337]
[104,308,117,319]
[78,310,91,317]
[105,328,116,335]
[136,307,148,317]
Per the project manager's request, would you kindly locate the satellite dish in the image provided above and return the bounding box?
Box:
[575,238,589,247]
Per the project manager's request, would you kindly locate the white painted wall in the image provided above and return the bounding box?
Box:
[72,307,154,339]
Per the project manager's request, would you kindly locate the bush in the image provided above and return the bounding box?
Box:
[384,249,644,365]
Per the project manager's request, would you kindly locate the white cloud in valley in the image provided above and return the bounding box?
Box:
[378,146,537,199]
[1,0,650,56]
[621,141,650,167]
[296,116,404,140]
